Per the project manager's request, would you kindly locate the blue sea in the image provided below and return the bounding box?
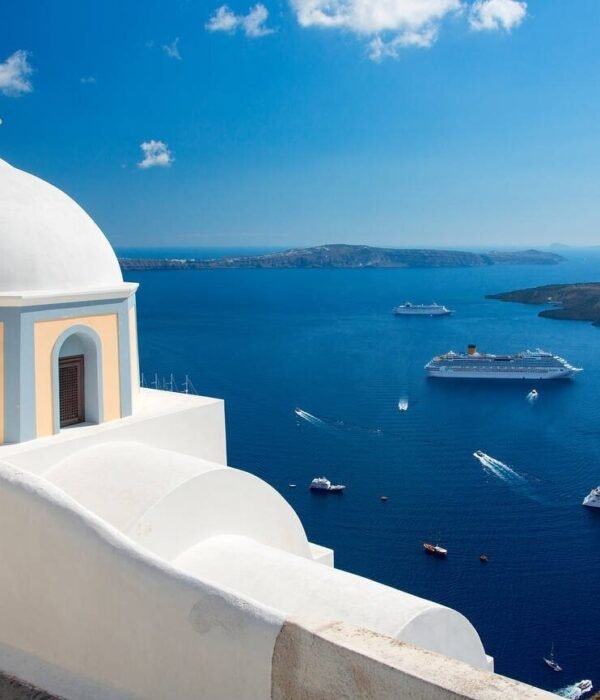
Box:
[121,248,600,694]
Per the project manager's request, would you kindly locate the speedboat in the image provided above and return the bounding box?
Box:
[423,543,447,557]
[576,680,593,693]
[474,450,485,459]
[310,477,345,492]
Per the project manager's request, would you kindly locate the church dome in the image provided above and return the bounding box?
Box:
[0,158,123,294]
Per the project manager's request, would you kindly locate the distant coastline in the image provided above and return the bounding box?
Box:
[487,282,600,325]
[119,244,564,271]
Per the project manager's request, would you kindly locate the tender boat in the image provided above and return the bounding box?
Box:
[479,554,489,563]
[543,643,562,672]
[583,486,600,508]
[423,543,447,557]
[310,477,345,492]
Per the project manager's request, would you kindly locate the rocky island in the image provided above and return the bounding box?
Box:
[487,283,600,325]
[119,244,563,271]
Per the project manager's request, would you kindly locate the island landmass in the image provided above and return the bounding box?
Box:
[119,244,563,271]
[487,283,600,325]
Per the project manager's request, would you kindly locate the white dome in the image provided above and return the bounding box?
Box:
[0,159,123,293]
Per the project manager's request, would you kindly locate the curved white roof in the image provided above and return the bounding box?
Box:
[0,158,123,293]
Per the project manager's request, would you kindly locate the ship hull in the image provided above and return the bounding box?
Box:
[426,368,577,380]
[583,497,600,508]
[394,309,451,316]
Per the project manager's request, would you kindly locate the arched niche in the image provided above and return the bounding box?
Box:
[51,325,104,433]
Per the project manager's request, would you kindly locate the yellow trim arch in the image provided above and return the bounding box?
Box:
[34,314,121,438]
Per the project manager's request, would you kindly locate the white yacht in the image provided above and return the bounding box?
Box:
[393,302,453,317]
[310,477,345,492]
[583,486,600,508]
[425,345,581,380]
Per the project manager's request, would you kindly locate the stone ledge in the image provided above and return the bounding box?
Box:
[0,673,64,700]
[272,620,556,700]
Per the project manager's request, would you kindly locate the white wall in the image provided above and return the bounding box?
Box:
[0,390,227,474]
[0,461,284,700]
[175,535,492,671]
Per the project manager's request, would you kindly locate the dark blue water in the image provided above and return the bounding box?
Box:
[126,252,600,694]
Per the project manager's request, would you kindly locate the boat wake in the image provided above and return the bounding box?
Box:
[294,407,383,436]
[473,451,527,484]
[555,681,594,699]
[294,408,327,427]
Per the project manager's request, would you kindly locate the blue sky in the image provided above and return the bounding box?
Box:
[1,1,599,249]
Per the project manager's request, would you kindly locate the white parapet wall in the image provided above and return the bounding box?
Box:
[0,389,227,474]
[0,462,284,700]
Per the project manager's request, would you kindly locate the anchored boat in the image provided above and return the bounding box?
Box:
[425,345,581,380]
[310,477,345,492]
[393,302,453,317]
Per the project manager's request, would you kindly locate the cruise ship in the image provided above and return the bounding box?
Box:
[425,345,582,380]
[393,302,453,317]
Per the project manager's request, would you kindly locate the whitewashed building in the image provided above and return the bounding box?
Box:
[0,158,553,699]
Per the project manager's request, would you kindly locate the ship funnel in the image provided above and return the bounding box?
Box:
[467,344,477,356]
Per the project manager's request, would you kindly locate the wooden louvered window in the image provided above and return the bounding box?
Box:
[59,355,85,427]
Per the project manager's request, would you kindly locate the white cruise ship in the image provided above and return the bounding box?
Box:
[425,345,581,380]
[393,302,453,317]
[583,486,600,508]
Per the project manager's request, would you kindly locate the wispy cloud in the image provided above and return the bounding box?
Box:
[162,38,182,60]
[0,50,33,97]
[469,0,527,31]
[368,26,439,61]
[80,76,96,85]
[206,4,275,38]
[138,141,174,169]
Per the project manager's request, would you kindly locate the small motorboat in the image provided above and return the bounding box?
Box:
[310,477,345,492]
[543,643,562,672]
[527,389,539,402]
[474,450,485,459]
[575,680,593,694]
[288,484,297,488]
[479,554,489,563]
[380,496,389,501]
[423,543,447,557]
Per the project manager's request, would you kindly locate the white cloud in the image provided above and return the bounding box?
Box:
[469,0,527,31]
[291,0,461,34]
[291,0,527,60]
[206,4,275,37]
[162,38,182,60]
[0,50,33,97]
[138,141,174,169]
[290,0,461,59]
